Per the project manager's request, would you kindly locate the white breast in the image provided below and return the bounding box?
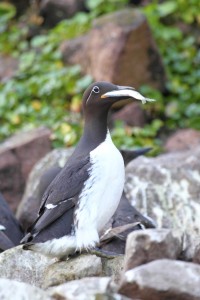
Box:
[75,131,125,250]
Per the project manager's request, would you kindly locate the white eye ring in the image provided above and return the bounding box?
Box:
[92,86,100,94]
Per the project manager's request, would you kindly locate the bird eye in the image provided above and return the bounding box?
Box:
[92,86,100,94]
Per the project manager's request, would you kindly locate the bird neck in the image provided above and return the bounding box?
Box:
[74,109,109,157]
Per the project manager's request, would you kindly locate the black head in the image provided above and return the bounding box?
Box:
[82,81,136,115]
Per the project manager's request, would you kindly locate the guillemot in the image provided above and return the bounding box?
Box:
[21,81,155,259]
[0,193,23,251]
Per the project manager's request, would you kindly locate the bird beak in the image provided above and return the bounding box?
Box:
[101,86,156,104]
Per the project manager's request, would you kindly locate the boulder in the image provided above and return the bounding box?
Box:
[124,229,182,271]
[16,148,74,229]
[102,256,124,284]
[181,233,200,263]
[61,9,166,91]
[48,277,116,300]
[43,254,102,288]
[0,245,55,288]
[112,102,147,127]
[119,259,200,300]
[39,0,86,28]
[164,129,200,152]
[0,127,52,212]
[0,278,49,300]
[125,146,200,235]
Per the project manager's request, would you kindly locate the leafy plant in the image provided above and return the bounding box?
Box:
[142,0,200,131]
[0,0,199,151]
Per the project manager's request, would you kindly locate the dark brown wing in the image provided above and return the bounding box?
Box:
[0,231,15,251]
[0,193,23,244]
[21,155,91,242]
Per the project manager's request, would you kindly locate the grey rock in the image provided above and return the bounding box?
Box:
[102,256,124,284]
[124,229,182,271]
[119,259,200,300]
[0,278,49,300]
[193,244,200,264]
[181,233,200,263]
[61,9,166,91]
[0,245,55,288]
[125,146,200,235]
[43,254,102,288]
[16,148,74,229]
[48,277,113,300]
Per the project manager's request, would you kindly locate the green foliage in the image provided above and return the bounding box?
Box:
[0,4,92,146]
[142,0,200,131]
[0,0,199,151]
[86,0,129,17]
[112,119,163,155]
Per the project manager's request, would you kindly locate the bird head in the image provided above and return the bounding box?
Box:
[82,81,155,115]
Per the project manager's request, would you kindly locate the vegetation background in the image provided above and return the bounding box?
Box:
[0,0,199,153]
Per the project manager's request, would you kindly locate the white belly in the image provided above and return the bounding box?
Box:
[75,131,125,249]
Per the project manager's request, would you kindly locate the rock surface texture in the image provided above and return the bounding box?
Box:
[0,246,55,288]
[119,259,200,300]
[48,277,114,300]
[164,128,200,152]
[0,278,50,300]
[124,228,182,271]
[125,146,200,236]
[61,9,166,91]
[44,254,102,288]
[0,127,51,212]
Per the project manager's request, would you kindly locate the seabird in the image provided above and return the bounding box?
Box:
[21,81,155,259]
[0,193,23,251]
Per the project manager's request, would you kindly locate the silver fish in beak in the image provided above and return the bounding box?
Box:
[101,86,156,104]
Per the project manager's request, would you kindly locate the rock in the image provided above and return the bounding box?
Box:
[125,146,200,235]
[0,127,52,212]
[0,245,55,288]
[39,0,86,28]
[181,233,200,263]
[16,148,74,229]
[112,102,147,127]
[102,256,124,284]
[0,278,49,300]
[119,259,200,300]
[164,129,200,152]
[0,54,18,82]
[48,277,117,300]
[43,254,102,288]
[193,244,200,264]
[124,229,182,271]
[61,9,166,91]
